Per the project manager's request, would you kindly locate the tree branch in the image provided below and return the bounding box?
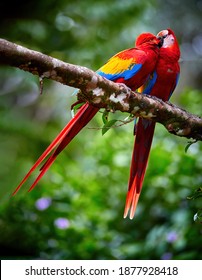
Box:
[0,38,202,140]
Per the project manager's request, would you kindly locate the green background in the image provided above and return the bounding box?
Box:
[0,0,202,259]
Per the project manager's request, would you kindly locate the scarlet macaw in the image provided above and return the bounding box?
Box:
[12,32,162,196]
[124,29,180,219]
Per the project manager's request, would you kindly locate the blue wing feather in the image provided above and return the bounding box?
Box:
[168,72,180,100]
[141,71,158,95]
[97,64,142,81]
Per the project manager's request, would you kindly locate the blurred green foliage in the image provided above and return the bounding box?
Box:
[0,0,202,260]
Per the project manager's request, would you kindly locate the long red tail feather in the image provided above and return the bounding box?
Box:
[124,119,156,219]
[28,103,99,192]
[12,102,98,195]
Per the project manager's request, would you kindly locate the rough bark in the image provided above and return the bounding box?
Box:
[0,38,202,140]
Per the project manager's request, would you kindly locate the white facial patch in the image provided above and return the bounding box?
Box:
[163,34,175,48]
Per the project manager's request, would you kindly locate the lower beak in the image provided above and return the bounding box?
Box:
[157,36,164,48]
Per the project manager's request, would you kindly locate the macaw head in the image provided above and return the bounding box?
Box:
[135,32,163,48]
[157,29,180,58]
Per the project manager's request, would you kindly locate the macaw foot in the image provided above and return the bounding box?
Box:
[117,83,131,95]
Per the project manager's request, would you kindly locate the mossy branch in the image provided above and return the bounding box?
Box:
[0,38,202,140]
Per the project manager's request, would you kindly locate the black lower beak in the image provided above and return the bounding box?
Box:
[157,36,164,48]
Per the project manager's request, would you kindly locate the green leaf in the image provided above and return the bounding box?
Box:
[102,119,117,135]
[71,102,85,117]
[187,187,202,200]
[193,210,202,223]
[185,140,197,153]
[102,110,109,124]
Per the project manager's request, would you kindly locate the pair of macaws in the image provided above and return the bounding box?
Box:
[13,28,180,219]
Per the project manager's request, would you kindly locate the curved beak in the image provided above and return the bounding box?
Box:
[157,36,164,48]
